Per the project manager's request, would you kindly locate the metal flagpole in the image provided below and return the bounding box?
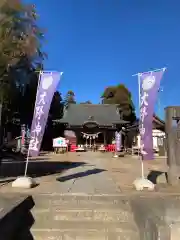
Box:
[132,67,166,77]
[137,73,145,179]
[158,87,163,117]
[132,72,144,178]
[24,70,42,177]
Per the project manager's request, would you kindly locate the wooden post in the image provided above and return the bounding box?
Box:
[165,106,180,185]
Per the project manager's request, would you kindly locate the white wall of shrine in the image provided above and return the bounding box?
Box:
[136,129,165,150]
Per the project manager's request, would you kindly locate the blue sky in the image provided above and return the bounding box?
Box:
[25,0,180,118]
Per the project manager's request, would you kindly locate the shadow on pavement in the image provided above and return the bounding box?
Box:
[147,170,168,184]
[0,161,86,178]
[0,178,16,186]
[57,168,106,182]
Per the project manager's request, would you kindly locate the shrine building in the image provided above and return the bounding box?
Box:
[53,104,128,146]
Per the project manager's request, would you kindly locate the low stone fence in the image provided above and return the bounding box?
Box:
[131,195,180,240]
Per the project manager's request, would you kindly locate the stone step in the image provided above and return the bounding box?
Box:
[32,208,133,222]
[32,220,138,231]
[31,231,138,240]
[32,194,134,223]
[32,194,129,208]
[32,203,130,211]
[31,195,139,239]
[31,221,139,240]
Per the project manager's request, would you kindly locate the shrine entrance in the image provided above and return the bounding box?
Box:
[81,132,102,148]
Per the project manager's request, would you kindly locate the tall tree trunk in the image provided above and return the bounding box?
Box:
[0,103,2,146]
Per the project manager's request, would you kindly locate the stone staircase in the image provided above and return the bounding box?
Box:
[31,194,140,240]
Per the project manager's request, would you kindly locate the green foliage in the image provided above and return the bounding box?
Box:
[101,84,136,123]
[0,0,45,102]
[80,100,92,104]
[20,68,39,125]
[0,0,46,126]
[0,0,45,67]
[64,90,76,107]
[50,91,64,120]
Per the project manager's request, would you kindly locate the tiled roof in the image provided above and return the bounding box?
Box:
[153,114,165,126]
[54,104,128,126]
[126,114,165,131]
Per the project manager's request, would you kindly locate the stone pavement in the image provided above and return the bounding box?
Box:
[0,151,171,194]
[0,152,121,194]
[0,152,180,239]
[103,153,169,192]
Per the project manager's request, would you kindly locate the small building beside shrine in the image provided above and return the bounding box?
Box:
[124,114,165,154]
[53,103,128,147]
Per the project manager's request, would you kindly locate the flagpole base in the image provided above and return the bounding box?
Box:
[12,176,36,189]
[113,154,118,158]
[133,177,155,191]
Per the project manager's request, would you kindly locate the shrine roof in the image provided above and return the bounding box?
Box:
[54,104,128,126]
[153,114,165,126]
[126,114,165,131]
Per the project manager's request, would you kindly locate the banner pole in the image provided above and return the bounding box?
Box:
[141,157,144,178]
[137,73,145,179]
[132,67,166,190]
[157,87,163,117]
[24,148,30,177]
[12,71,63,188]
[24,70,42,177]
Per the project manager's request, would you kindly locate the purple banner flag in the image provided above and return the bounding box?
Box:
[139,69,165,160]
[29,71,62,157]
[115,131,121,152]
